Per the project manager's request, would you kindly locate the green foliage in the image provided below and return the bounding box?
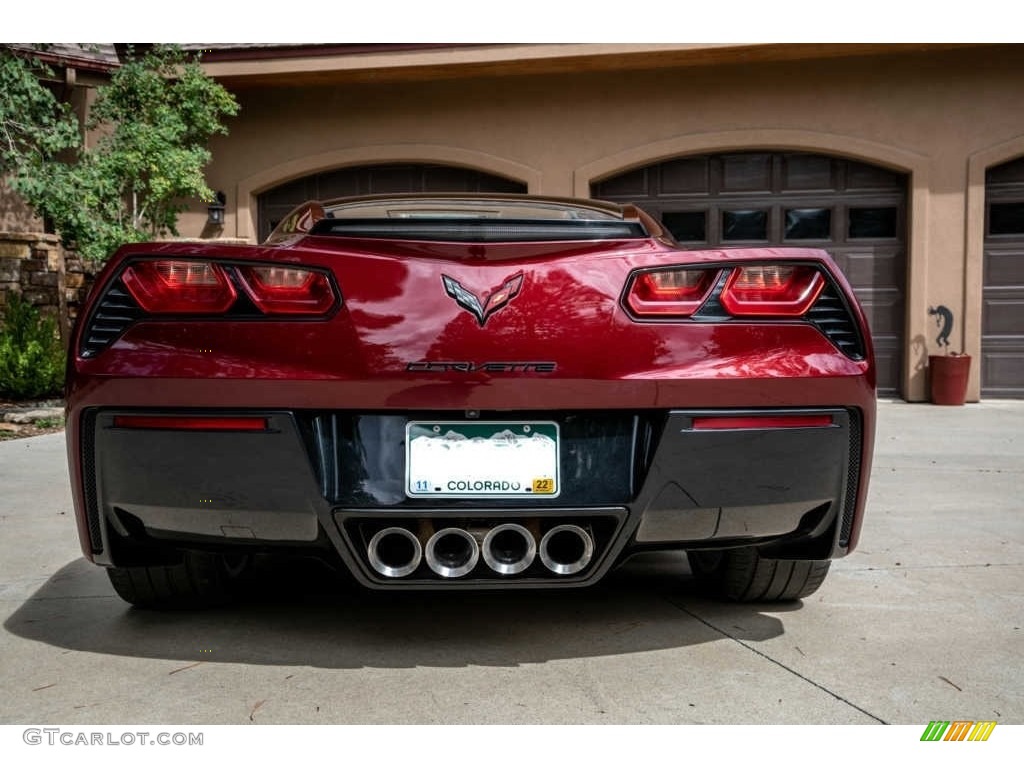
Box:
[0,293,65,399]
[1,45,239,262]
[0,49,80,171]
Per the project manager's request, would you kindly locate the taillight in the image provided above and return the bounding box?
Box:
[236,265,334,315]
[719,265,824,317]
[120,260,335,316]
[626,268,718,317]
[122,260,237,314]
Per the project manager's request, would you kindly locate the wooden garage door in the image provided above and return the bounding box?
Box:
[592,152,908,396]
[257,163,527,242]
[983,157,1024,398]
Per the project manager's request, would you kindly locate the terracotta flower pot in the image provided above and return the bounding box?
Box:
[928,354,971,405]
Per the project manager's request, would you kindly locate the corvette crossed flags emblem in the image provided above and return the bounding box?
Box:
[441,273,524,327]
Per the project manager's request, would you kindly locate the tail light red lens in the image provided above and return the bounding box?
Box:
[626,268,718,317]
[691,414,834,430]
[719,265,825,317]
[121,260,336,316]
[237,266,335,315]
[112,415,269,431]
[122,260,237,314]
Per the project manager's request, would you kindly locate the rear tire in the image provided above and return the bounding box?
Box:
[106,551,238,609]
[687,547,831,602]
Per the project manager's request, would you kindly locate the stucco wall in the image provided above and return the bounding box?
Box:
[178,46,1024,402]
[0,182,43,235]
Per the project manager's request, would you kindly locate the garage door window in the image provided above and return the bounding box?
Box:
[722,210,768,241]
[784,208,831,240]
[848,207,898,239]
[662,211,706,242]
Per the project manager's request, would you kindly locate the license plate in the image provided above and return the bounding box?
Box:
[405,421,560,498]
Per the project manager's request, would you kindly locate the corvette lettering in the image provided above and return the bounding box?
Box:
[406,361,557,373]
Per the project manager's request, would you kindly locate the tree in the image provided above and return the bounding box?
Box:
[0,45,239,261]
[0,48,80,220]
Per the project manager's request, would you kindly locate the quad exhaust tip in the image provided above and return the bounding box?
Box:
[425,527,480,578]
[539,524,594,576]
[367,522,594,579]
[482,523,537,576]
[367,527,423,578]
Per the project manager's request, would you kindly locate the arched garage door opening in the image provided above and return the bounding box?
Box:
[592,152,908,397]
[256,163,527,242]
[982,156,1024,398]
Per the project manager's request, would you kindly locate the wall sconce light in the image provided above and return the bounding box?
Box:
[207,191,226,226]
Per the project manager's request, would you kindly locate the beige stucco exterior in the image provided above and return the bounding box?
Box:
[131,45,1024,401]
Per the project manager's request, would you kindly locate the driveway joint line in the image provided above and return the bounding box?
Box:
[667,596,888,724]
[840,562,1022,571]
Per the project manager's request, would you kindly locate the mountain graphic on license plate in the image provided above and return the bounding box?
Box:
[406,421,560,498]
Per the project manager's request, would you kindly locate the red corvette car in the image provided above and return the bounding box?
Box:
[65,194,875,609]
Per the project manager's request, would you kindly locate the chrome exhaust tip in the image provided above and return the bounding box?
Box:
[539,524,594,576]
[367,527,422,578]
[482,523,537,575]
[425,528,480,578]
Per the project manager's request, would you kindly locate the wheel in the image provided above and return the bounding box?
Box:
[687,547,831,602]
[106,550,240,609]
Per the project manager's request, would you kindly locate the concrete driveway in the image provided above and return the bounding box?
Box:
[0,401,1021,725]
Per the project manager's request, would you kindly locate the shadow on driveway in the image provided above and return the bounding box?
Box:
[4,552,798,669]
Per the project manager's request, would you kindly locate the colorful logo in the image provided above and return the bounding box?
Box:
[920,721,997,741]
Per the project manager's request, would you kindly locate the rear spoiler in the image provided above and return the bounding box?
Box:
[264,195,670,244]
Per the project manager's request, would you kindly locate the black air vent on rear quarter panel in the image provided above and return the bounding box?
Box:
[80,409,104,554]
[78,279,145,359]
[839,409,863,548]
[308,218,647,242]
[806,284,866,360]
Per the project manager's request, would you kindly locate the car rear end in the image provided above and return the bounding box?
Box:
[66,195,874,606]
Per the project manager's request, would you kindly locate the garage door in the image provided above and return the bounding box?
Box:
[592,152,908,396]
[982,157,1024,398]
[257,163,527,242]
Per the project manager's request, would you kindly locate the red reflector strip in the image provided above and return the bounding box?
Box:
[691,415,834,430]
[113,416,269,432]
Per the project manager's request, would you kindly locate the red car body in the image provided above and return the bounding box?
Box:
[65,195,875,608]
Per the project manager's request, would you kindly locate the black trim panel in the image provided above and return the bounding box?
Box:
[79,406,861,578]
[633,408,853,548]
[91,411,323,551]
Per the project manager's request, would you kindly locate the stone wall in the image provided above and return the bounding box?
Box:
[0,232,97,345]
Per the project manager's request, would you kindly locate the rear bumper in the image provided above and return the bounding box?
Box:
[69,401,871,589]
